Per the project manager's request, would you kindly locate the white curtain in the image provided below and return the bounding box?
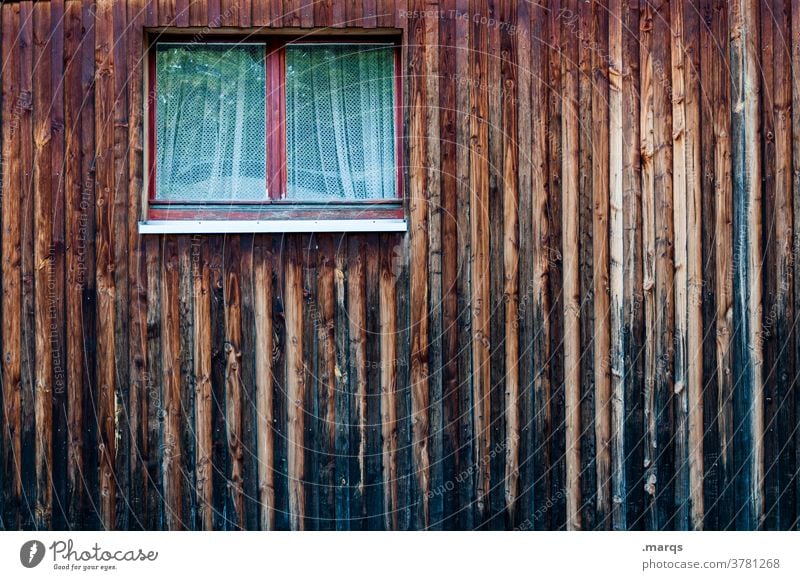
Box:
[286,45,396,201]
[155,44,266,202]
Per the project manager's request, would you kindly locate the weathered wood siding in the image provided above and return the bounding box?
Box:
[0,0,797,530]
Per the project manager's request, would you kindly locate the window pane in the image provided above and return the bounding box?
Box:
[155,43,266,201]
[286,45,396,201]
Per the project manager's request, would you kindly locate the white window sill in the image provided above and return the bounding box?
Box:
[138,219,408,235]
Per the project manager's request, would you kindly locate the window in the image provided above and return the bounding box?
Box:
[142,35,404,233]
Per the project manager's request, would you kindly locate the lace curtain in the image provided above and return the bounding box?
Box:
[286,45,396,201]
[155,43,267,201]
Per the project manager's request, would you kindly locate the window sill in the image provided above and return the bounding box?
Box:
[138,219,408,235]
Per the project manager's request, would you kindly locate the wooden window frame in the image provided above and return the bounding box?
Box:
[143,32,405,227]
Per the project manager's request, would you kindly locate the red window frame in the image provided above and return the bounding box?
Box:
[146,34,404,221]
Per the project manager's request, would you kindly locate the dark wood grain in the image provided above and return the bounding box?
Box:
[63,0,85,529]
[33,2,56,530]
[408,2,431,529]
[316,235,336,529]
[161,236,183,530]
[0,0,791,532]
[49,0,67,532]
[254,238,275,530]
[578,0,597,533]
[622,0,643,530]
[127,0,148,531]
[469,0,490,527]
[19,0,37,532]
[2,1,23,532]
[729,0,764,531]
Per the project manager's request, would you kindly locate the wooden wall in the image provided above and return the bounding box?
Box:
[0,0,797,531]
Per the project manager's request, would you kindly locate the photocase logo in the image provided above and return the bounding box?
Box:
[20,540,46,568]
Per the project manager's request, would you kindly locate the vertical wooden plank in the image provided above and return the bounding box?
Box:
[347,236,367,529]
[240,0,252,27]
[670,0,690,532]
[729,0,764,530]
[331,0,345,28]
[364,237,382,529]
[300,0,314,27]
[206,0,220,26]
[621,0,644,530]
[346,0,363,26]
[112,0,130,531]
[189,0,208,26]
[712,0,734,530]
[144,238,162,530]
[1,0,22,531]
[787,0,800,529]
[514,0,533,529]
[379,235,398,530]
[486,0,505,530]
[791,0,800,532]
[393,234,413,530]
[377,0,394,28]
[64,0,87,530]
[193,239,213,530]
[639,0,658,529]
[175,0,190,26]
[500,0,519,526]
[394,0,405,29]
[652,0,675,530]
[224,236,244,529]
[759,0,778,531]
[270,235,289,530]
[698,0,718,532]
[94,0,117,531]
[529,0,552,531]
[312,0,332,26]
[49,0,68,531]
[251,0,270,25]
[547,0,567,530]
[469,0,490,526]
[608,0,626,531]
[178,238,195,530]
[209,236,227,529]
[301,235,319,530]
[145,0,158,27]
[79,0,100,530]
[577,0,597,532]
[33,0,54,531]
[362,0,376,27]
[254,239,275,530]
[158,0,176,25]
[240,235,258,530]
[580,2,611,529]
[283,0,300,27]
[19,0,37,531]
[454,0,474,532]
[769,0,795,530]
[438,0,460,530]
[408,1,430,529]
[127,0,147,531]
[333,236,351,530]
[422,4,443,531]
[161,237,183,530]
[220,0,239,26]
[683,0,705,530]
[316,236,336,530]
[591,0,612,531]
[562,0,582,531]
[285,236,305,530]
[0,13,6,524]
